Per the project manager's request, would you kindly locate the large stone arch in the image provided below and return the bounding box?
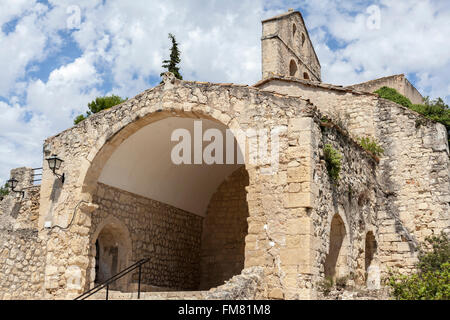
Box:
[71,79,263,292]
[80,112,248,199]
[40,75,316,298]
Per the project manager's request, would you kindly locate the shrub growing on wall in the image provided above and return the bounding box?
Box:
[374,86,413,108]
[358,136,384,157]
[374,87,450,144]
[324,144,342,181]
[388,233,450,300]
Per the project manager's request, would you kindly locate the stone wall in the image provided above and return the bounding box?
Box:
[200,166,249,289]
[256,77,450,274]
[90,183,203,290]
[374,98,450,274]
[0,228,46,300]
[0,168,46,300]
[311,121,382,288]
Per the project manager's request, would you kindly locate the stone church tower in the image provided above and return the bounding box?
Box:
[261,9,321,81]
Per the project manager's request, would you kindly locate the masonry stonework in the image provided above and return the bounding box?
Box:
[91,183,203,291]
[200,166,249,290]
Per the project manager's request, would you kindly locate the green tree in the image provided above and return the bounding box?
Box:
[0,182,9,198]
[74,95,127,124]
[388,233,450,300]
[160,33,183,80]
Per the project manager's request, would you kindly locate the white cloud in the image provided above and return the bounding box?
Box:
[0,0,36,26]
[301,0,450,102]
[26,56,101,129]
[0,100,50,182]
[0,6,47,95]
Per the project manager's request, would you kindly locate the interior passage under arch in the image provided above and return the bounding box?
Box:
[87,116,250,292]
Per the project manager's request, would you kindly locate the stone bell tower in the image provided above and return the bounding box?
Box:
[261,9,321,82]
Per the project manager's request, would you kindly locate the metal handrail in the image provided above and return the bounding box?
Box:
[74,258,150,300]
[31,168,43,186]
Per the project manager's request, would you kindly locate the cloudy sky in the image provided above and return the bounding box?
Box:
[0,0,449,183]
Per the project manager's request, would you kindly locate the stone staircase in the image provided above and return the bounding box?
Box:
[319,287,392,300]
[81,267,265,300]
[86,289,209,300]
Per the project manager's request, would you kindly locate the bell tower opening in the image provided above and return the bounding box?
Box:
[289,60,298,77]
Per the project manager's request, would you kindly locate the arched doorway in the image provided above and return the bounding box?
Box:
[91,217,132,290]
[324,214,348,281]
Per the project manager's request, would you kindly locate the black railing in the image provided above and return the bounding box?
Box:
[75,258,150,300]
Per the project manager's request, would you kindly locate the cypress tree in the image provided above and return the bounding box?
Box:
[161,33,183,80]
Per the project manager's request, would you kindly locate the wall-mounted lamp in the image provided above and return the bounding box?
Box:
[7,178,25,199]
[46,155,65,184]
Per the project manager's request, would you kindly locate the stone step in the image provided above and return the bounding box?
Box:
[86,289,209,300]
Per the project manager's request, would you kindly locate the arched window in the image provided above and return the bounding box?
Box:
[365,231,377,271]
[293,24,297,37]
[303,72,310,80]
[289,60,298,77]
[301,33,306,46]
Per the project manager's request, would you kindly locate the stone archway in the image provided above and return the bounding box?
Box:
[40,77,315,298]
[324,214,349,281]
[89,217,132,291]
[80,107,252,291]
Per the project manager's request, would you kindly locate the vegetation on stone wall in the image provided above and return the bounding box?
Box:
[161,33,183,80]
[388,233,450,300]
[410,97,450,142]
[324,144,342,181]
[374,86,414,108]
[374,87,450,143]
[74,95,128,124]
[358,136,384,157]
[317,277,334,296]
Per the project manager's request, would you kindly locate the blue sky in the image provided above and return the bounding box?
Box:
[0,0,449,183]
